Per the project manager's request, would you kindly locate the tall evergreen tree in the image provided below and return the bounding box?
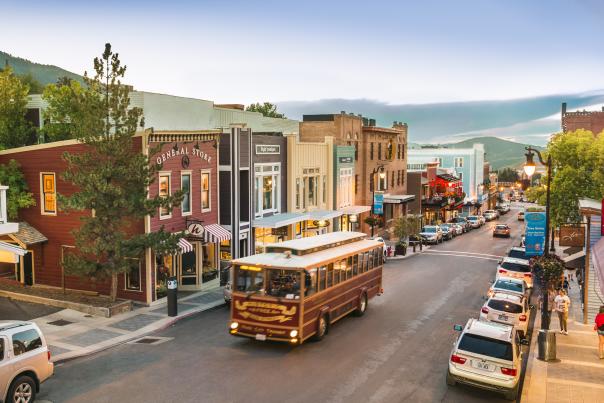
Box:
[61,44,183,301]
[0,68,36,148]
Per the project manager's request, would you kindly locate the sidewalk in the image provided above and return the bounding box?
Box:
[521,278,604,402]
[34,285,225,363]
[384,241,431,261]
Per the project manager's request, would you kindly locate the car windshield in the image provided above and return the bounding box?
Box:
[501,261,531,272]
[494,280,524,293]
[467,216,478,220]
[440,225,450,229]
[488,299,523,314]
[508,249,527,260]
[423,227,437,233]
[458,333,513,361]
[496,225,508,229]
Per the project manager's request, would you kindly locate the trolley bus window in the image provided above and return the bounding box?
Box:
[235,265,264,293]
[318,266,327,291]
[305,268,318,297]
[367,251,373,270]
[374,247,380,267]
[345,257,353,280]
[326,263,334,288]
[266,269,301,299]
[352,255,359,276]
[333,260,342,286]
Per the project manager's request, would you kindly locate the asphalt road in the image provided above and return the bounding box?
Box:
[0,296,61,321]
[39,206,529,403]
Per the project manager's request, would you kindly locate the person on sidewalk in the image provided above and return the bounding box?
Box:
[595,305,604,359]
[554,289,571,335]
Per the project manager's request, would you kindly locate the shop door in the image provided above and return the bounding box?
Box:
[23,252,34,286]
[179,245,198,287]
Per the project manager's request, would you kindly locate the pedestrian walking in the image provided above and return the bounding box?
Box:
[554,289,571,335]
[565,268,574,282]
[563,276,570,292]
[595,306,604,359]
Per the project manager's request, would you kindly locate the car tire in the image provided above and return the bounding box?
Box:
[503,384,519,401]
[312,314,329,341]
[446,370,456,386]
[8,375,36,403]
[354,293,368,317]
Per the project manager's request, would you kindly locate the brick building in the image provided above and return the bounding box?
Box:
[300,113,413,236]
[561,102,604,135]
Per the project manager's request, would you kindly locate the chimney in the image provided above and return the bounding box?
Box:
[369,118,376,126]
[561,102,567,115]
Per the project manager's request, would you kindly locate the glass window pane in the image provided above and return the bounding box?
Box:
[263,176,273,210]
[181,174,191,213]
[12,329,42,356]
[305,268,317,297]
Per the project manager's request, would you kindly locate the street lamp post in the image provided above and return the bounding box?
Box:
[523,146,554,330]
[370,165,386,237]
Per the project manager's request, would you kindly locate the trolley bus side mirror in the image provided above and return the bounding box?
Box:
[453,324,463,332]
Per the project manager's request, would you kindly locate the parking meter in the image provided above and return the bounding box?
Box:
[167,276,178,317]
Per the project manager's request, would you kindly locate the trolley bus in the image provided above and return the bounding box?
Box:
[228,232,384,344]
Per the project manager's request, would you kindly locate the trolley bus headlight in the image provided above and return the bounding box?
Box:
[289,330,298,338]
[230,322,239,332]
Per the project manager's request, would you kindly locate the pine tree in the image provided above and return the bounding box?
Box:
[61,44,183,302]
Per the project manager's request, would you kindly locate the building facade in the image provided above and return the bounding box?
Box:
[561,102,604,135]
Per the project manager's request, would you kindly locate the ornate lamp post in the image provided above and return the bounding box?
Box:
[370,165,386,237]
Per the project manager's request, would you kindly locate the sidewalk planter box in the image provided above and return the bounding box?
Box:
[395,243,407,256]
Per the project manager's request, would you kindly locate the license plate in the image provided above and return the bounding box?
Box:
[471,360,494,372]
[498,314,509,321]
[255,334,267,341]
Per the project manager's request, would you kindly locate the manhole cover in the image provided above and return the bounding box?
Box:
[47,319,74,327]
[129,336,173,345]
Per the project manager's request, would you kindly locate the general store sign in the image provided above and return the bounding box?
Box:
[525,211,546,256]
[255,145,280,154]
[559,225,585,247]
[156,146,212,166]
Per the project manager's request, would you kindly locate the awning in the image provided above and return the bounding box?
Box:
[563,250,585,270]
[201,224,232,243]
[338,205,371,215]
[383,194,415,204]
[9,222,48,247]
[579,198,601,216]
[308,210,344,220]
[253,213,310,229]
[0,241,26,264]
[178,238,194,253]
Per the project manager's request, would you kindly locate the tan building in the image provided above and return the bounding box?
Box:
[300,113,412,236]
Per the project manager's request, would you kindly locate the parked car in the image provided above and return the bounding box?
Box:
[449,217,471,232]
[447,318,527,400]
[370,237,389,257]
[496,257,533,288]
[507,247,528,261]
[483,210,499,221]
[517,211,525,221]
[439,224,455,240]
[450,223,464,236]
[420,225,443,244]
[466,216,482,229]
[480,292,532,338]
[0,321,54,403]
[493,224,511,238]
[477,215,486,225]
[487,277,529,299]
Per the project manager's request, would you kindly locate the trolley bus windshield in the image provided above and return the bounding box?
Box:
[235,266,302,299]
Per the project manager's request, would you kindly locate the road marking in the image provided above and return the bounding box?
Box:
[547,378,604,390]
[426,250,503,258]
[422,252,501,262]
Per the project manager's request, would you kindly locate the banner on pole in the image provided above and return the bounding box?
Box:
[525,211,546,256]
[373,192,384,215]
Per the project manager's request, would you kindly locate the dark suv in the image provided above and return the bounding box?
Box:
[449,217,470,232]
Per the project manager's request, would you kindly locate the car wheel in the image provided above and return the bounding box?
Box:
[8,375,36,403]
[446,370,456,386]
[312,314,329,341]
[503,384,519,401]
[354,293,368,316]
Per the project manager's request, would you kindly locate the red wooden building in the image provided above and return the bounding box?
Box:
[0,130,227,304]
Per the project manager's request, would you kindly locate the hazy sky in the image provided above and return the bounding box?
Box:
[3,0,604,105]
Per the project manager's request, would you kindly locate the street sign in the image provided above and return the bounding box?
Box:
[373,191,384,215]
[525,211,546,256]
[559,224,585,247]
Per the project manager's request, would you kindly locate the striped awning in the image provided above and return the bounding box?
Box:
[178,238,194,253]
[202,224,231,243]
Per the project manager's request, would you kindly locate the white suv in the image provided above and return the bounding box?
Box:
[1,321,54,403]
[480,292,532,338]
[496,257,533,288]
[447,318,527,401]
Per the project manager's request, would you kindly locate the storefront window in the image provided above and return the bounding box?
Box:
[295,178,301,209]
[339,168,353,208]
[159,174,171,218]
[201,171,211,211]
[254,164,280,216]
[125,259,141,291]
[155,253,177,299]
[306,176,318,207]
[181,249,197,286]
[263,176,273,210]
[201,243,218,283]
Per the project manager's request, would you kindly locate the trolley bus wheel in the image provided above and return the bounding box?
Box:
[313,314,329,341]
[354,293,368,316]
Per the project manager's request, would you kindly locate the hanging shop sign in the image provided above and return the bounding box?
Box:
[525,211,546,256]
[271,226,288,236]
[255,145,280,155]
[373,191,384,215]
[187,223,204,237]
[559,224,585,247]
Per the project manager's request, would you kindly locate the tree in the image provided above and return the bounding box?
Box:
[61,44,183,302]
[531,255,565,330]
[497,167,519,182]
[17,73,44,94]
[393,215,421,243]
[0,68,36,149]
[245,102,286,118]
[41,79,89,142]
[0,160,35,219]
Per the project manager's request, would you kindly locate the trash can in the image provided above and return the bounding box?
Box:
[537,329,556,361]
[167,276,178,317]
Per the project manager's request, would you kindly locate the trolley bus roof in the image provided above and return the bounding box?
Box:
[265,231,367,253]
[232,238,382,269]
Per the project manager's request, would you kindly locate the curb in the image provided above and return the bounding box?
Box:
[52,299,226,364]
[386,245,431,261]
